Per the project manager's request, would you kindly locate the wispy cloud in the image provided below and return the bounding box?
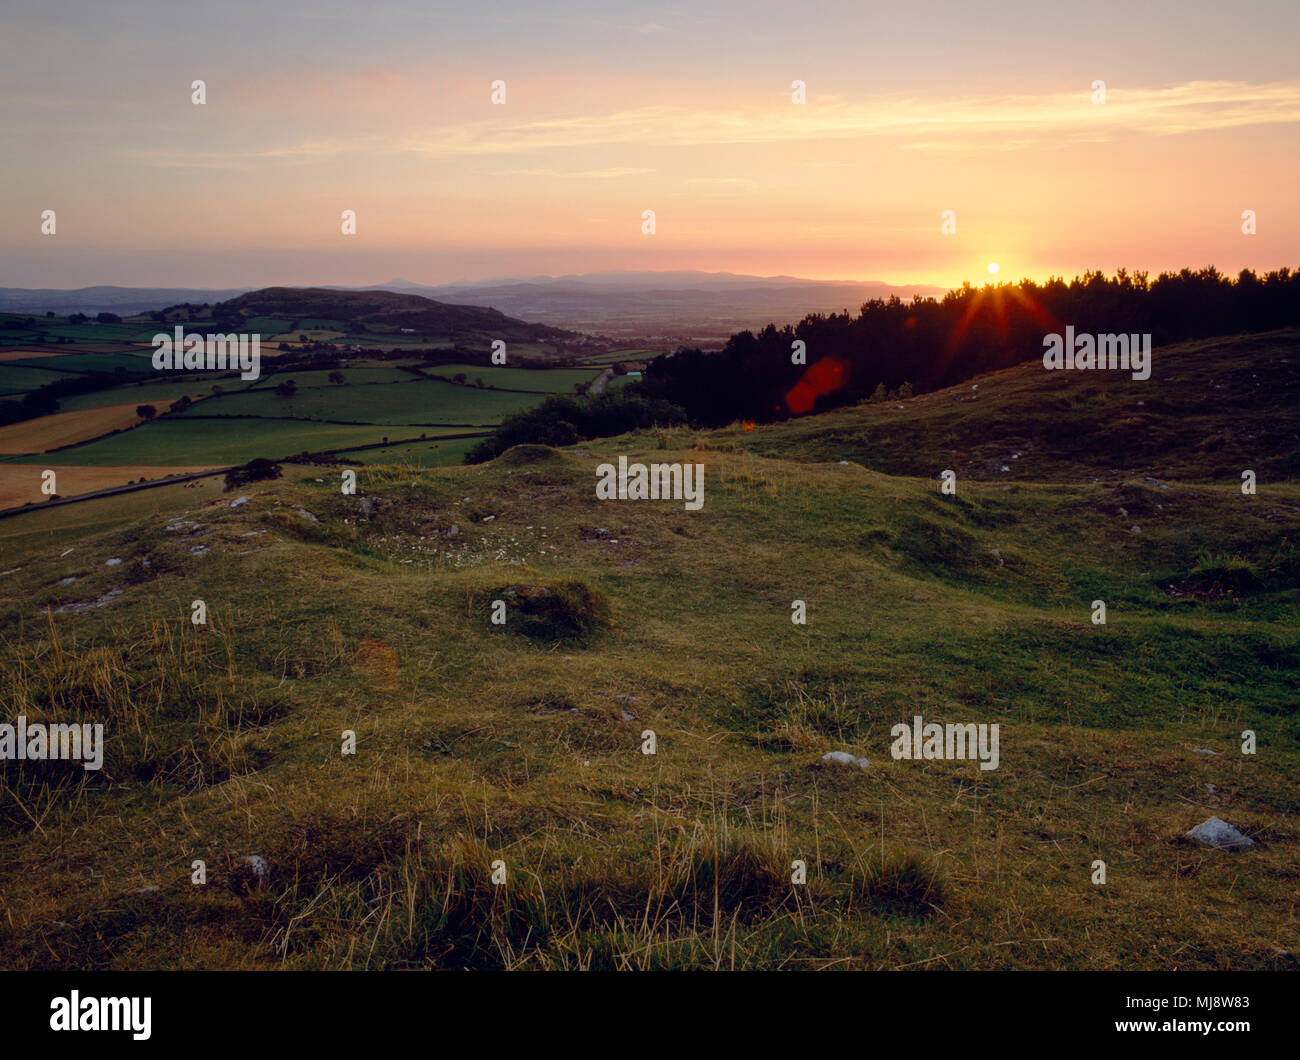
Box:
[125,79,1300,171]
[493,166,655,179]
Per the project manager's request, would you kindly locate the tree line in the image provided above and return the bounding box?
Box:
[637,266,1300,426]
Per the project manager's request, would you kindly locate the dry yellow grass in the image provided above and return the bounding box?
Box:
[0,464,218,509]
[0,403,168,454]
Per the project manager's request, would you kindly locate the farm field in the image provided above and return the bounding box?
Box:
[243,366,421,390]
[199,378,542,426]
[0,352,155,376]
[0,402,163,454]
[0,463,219,510]
[0,348,81,362]
[0,365,71,394]
[0,418,420,468]
[0,294,619,509]
[58,379,231,413]
[0,474,228,558]
[420,362,599,393]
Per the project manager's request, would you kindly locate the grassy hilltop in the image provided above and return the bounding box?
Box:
[0,330,1296,970]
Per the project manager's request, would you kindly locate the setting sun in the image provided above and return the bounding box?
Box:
[987,263,1000,275]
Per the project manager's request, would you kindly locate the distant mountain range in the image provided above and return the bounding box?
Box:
[0,285,253,315]
[0,271,947,340]
[385,272,948,339]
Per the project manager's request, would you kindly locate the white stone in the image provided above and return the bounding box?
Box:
[1187,816,1254,851]
[822,750,870,770]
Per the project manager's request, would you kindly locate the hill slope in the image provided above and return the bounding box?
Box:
[0,331,1295,971]
[219,287,578,347]
[709,328,1300,483]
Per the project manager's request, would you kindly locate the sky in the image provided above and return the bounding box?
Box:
[1,0,1297,291]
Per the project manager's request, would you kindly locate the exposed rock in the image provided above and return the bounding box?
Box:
[105,557,122,567]
[1144,477,1172,491]
[822,750,870,770]
[1187,816,1255,851]
[51,588,124,615]
[1191,747,1218,756]
[229,496,251,508]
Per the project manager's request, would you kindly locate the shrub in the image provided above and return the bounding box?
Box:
[224,458,282,491]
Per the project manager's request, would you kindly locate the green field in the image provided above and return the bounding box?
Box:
[420,362,599,392]
[0,364,74,394]
[0,417,423,466]
[2,352,154,376]
[200,378,541,426]
[1,300,597,477]
[245,366,420,390]
[56,377,243,412]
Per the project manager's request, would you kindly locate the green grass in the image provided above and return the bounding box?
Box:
[0,329,1295,971]
[200,378,542,426]
[57,378,243,412]
[242,317,294,334]
[419,363,599,393]
[352,435,487,468]
[714,328,1300,484]
[0,365,77,394]
[2,352,154,376]
[245,367,419,391]
[0,417,419,466]
[0,434,1294,970]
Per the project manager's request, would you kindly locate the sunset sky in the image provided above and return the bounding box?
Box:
[2,0,1297,290]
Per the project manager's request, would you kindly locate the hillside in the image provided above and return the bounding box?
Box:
[712,329,1300,484]
[0,328,1296,971]
[218,287,578,347]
